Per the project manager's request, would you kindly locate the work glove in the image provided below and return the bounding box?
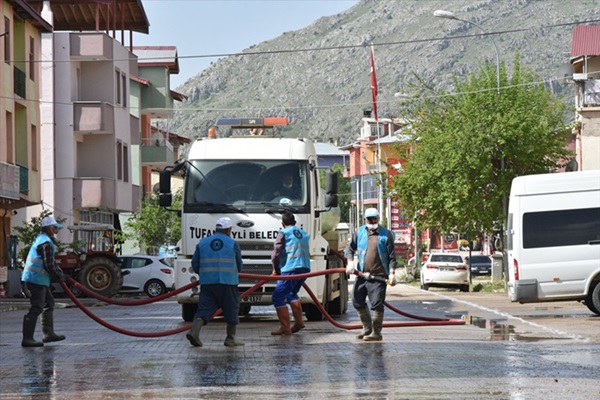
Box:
[345,259,355,275]
[388,271,397,287]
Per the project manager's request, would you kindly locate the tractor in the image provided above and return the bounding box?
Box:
[55,224,124,297]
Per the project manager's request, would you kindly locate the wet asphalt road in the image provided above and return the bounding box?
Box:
[1,283,599,399]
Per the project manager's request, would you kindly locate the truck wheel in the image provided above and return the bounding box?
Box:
[304,303,324,321]
[182,303,196,322]
[327,273,348,315]
[587,282,600,316]
[78,256,123,297]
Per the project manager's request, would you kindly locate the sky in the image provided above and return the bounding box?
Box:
[133,0,358,88]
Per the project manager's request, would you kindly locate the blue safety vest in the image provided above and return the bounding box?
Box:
[278,226,310,273]
[197,232,240,285]
[22,233,54,287]
[356,225,391,274]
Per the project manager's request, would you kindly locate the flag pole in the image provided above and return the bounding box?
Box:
[370,45,384,227]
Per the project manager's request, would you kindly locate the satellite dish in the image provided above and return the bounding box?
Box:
[555,63,574,85]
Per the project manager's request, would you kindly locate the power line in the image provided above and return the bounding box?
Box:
[6,17,600,65]
[3,71,591,114]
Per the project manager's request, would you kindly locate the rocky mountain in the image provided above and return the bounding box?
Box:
[171,0,599,146]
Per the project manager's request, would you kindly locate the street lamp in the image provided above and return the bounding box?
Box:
[434,9,500,95]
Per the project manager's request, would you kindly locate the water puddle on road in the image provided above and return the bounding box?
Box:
[461,315,570,342]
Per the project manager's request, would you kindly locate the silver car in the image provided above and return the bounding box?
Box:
[420,252,470,292]
[118,255,175,297]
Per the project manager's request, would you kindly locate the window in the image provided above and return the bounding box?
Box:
[29,36,35,81]
[31,125,37,171]
[115,69,121,105]
[123,144,129,182]
[6,111,13,163]
[523,208,600,249]
[116,141,122,180]
[121,73,127,108]
[4,18,9,64]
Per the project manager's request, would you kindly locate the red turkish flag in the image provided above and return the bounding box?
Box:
[370,46,378,121]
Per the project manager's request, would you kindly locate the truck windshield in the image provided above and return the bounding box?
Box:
[184,160,309,211]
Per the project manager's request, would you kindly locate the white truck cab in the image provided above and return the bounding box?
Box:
[159,119,348,321]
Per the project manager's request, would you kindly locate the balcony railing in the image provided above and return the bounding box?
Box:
[14,67,26,99]
[73,178,116,209]
[73,102,115,133]
[582,79,600,107]
[140,137,175,169]
[0,162,20,200]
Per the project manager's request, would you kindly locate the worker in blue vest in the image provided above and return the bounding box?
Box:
[344,208,397,341]
[21,215,67,347]
[270,211,311,335]
[186,217,244,347]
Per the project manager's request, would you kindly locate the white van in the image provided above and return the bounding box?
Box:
[506,170,600,315]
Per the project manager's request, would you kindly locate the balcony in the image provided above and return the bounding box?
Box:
[73,102,115,134]
[70,33,113,60]
[141,137,175,169]
[576,79,600,111]
[0,162,20,200]
[73,178,116,209]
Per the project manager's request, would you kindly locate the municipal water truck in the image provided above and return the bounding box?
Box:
[159,118,348,322]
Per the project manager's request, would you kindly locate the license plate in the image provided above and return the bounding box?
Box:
[241,295,262,303]
[439,267,452,271]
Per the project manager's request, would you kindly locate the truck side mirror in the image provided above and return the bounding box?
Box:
[159,194,172,207]
[325,194,338,208]
[326,170,338,194]
[159,170,172,194]
[324,170,339,208]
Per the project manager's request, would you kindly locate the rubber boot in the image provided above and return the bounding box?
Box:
[290,301,305,333]
[271,306,292,335]
[22,315,43,347]
[355,307,372,340]
[364,311,384,341]
[186,317,205,347]
[41,311,66,343]
[224,324,245,347]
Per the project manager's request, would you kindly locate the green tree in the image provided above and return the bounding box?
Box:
[392,55,571,238]
[13,210,68,268]
[122,190,182,255]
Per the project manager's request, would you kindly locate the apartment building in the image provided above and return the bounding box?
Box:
[0,0,51,269]
[12,0,150,246]
[570,25,600,171]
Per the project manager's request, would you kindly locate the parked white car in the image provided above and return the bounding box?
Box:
[420,252,470,292]
[118,255,175,297]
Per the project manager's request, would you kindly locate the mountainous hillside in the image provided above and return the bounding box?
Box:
[171,0,599,146]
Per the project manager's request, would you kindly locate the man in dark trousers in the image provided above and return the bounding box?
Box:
[270,211,311,335]
[186,217,244,347]
[21,215,67,347]
[344,208,397,341]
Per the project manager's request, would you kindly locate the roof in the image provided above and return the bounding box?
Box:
[571,25,600,57]
[130,75,151,86]
[132,46,180,74]
[170,90,187,102]
[368,134,412,145]
[314,142,348,156]
[28,0,149,34]
[10,0,53,32]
